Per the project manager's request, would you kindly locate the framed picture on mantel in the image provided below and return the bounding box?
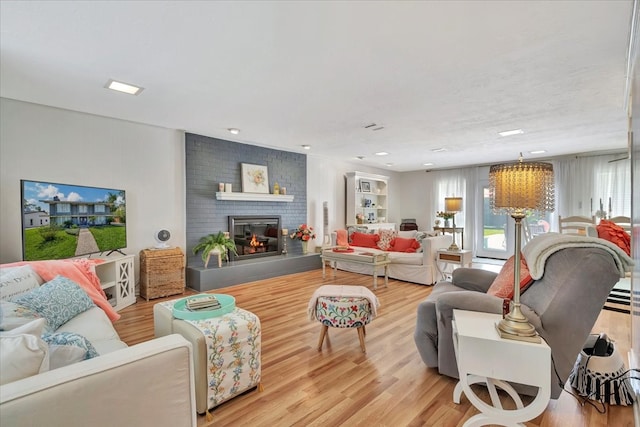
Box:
[241,163,269,193]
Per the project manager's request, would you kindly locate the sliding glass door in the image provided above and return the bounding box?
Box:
[475,181,513,259]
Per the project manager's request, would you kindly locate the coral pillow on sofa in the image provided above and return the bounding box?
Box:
[350,232,380,248]
[597,219,631,256]
[388,237,421,253]
[487,254,534,299]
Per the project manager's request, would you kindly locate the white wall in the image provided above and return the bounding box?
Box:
[0,98,186,275]
[395,170,436,229]
[0,98,417,267]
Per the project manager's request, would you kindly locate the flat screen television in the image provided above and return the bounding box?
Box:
[21,180,127,260]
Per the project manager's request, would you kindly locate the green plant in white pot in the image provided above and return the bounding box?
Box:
[192,231,238,268]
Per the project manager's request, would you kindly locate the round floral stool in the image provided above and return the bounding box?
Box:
[315,293,373,353]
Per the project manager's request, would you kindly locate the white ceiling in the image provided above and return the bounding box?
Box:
[0,1,633,171]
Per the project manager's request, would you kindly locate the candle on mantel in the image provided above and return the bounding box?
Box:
[600,198,603,212]
[282,228,288,236]
[609,197,612,212]
[590,198,593,213]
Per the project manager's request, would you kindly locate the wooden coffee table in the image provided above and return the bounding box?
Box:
[321,249,390,290]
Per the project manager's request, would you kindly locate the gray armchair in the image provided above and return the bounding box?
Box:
[414,246,622,399]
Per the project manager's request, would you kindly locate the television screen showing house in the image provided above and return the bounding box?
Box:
[21,180,127,260]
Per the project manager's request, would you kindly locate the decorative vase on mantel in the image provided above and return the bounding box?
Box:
[301,241,308,254]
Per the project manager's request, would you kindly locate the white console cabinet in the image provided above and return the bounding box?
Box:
[94,254,136,312]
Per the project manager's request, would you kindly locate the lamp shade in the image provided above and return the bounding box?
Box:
[444,197,463,213]
[489,161,555,214]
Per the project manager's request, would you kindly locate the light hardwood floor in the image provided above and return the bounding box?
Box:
[114,267,634,427]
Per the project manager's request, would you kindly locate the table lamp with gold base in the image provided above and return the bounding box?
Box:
[489,155,554,343]
[444,197,463,251]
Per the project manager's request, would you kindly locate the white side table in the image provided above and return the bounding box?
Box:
[452,309,550,427]
[436,249,472,280]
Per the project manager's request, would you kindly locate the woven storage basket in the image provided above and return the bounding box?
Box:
[140,247,185,300]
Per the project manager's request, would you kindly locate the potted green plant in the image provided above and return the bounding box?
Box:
[192,231,238,267]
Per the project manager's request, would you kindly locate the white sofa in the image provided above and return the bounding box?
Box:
[330,230,452,285]
[0,263,197,427]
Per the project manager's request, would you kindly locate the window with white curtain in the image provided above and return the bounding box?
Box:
[431,167,475,247]
[554,154,631,226]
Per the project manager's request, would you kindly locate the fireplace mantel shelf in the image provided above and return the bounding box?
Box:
[215,192,294,202]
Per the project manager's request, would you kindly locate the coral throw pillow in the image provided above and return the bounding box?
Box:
[377,229,397,251]
[350,232,380,248]
[335,229,349,247]
[388,237,421,253]
[487,254,534,299]
[597,219,631,256]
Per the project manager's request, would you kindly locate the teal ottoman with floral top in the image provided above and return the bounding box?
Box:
[307,285,379,353]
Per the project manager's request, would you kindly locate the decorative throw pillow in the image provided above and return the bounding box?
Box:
[597,219,631,256]
[487,254,534,299]
[13,275,95,332]
[377,229,397,251]
[414,232,429,253]
[0,318,49,385]
[350,232,380,248]
[346,226,371,243]
[42,331,99,369]
[0,301,42,331]
[0,265,43,301]
[335,229,349,247]
[389,237,421,253]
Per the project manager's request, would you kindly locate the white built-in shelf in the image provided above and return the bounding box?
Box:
[215,192,294,202]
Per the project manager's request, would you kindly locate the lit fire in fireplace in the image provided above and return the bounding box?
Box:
[249,234,265,253]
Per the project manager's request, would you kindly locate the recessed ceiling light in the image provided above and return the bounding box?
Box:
[431,148,446,153]
[301,145,311,150]
[529,150,546,154]
[423,162,434,166]
[104,79,143,95]
[385,163,393,167]
[228,128,240,135]
[498,129,524,137]
[375,152,389,156]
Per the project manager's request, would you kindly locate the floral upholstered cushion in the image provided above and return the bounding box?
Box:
[377,229,397,251]
[315,296,372,328]
[13,275,95,332]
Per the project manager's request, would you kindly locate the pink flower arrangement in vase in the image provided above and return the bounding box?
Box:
[290,224,316,241]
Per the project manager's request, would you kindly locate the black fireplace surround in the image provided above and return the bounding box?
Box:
[228,215,282,261]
